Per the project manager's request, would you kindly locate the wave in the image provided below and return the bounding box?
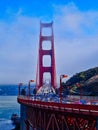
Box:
[0,118,15,130]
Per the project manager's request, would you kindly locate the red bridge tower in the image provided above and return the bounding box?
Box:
[36,21,57,90]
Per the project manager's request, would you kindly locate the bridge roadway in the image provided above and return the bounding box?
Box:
[18,95,98,130]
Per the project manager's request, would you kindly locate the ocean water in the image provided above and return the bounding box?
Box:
[0,96,20,130]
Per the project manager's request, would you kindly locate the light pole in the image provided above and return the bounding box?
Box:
[18,83,23,96]
[60,75,68,103]
[28,80,34,97]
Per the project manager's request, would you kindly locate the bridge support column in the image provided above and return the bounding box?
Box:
[96,117,98,130]
[20,104,27,130]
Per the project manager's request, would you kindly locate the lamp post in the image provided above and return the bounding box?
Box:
[18,83,23,96]
[60,75,68,103]
[28,80,34,97]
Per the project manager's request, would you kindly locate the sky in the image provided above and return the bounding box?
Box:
[0,0,98,84]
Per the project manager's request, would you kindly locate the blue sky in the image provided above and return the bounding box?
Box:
[0,0,98,84]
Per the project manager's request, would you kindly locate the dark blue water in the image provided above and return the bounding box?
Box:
[0,96,20,130]
[0,85,18,96]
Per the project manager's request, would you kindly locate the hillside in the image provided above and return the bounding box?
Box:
[63,67,98,96]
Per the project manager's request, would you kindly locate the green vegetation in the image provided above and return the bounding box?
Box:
[63,67,98,96]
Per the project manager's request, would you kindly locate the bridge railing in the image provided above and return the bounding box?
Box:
[17,96,98,116]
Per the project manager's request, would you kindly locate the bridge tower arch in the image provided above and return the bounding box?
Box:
[36,21,57,90]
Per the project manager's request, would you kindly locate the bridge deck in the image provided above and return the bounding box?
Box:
[17,96,98,117]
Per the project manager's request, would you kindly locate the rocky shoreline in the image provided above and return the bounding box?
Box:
[11,114,20,130]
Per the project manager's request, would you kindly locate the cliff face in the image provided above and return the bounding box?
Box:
[64,67,98,96]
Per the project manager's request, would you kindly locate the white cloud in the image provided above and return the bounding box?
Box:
[0,14,40,84]
[53,3,98,80]
[54,3,98,37]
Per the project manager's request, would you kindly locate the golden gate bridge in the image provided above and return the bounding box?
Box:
[17,21,98,130]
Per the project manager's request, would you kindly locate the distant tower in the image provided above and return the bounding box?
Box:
[36,21,57,90]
